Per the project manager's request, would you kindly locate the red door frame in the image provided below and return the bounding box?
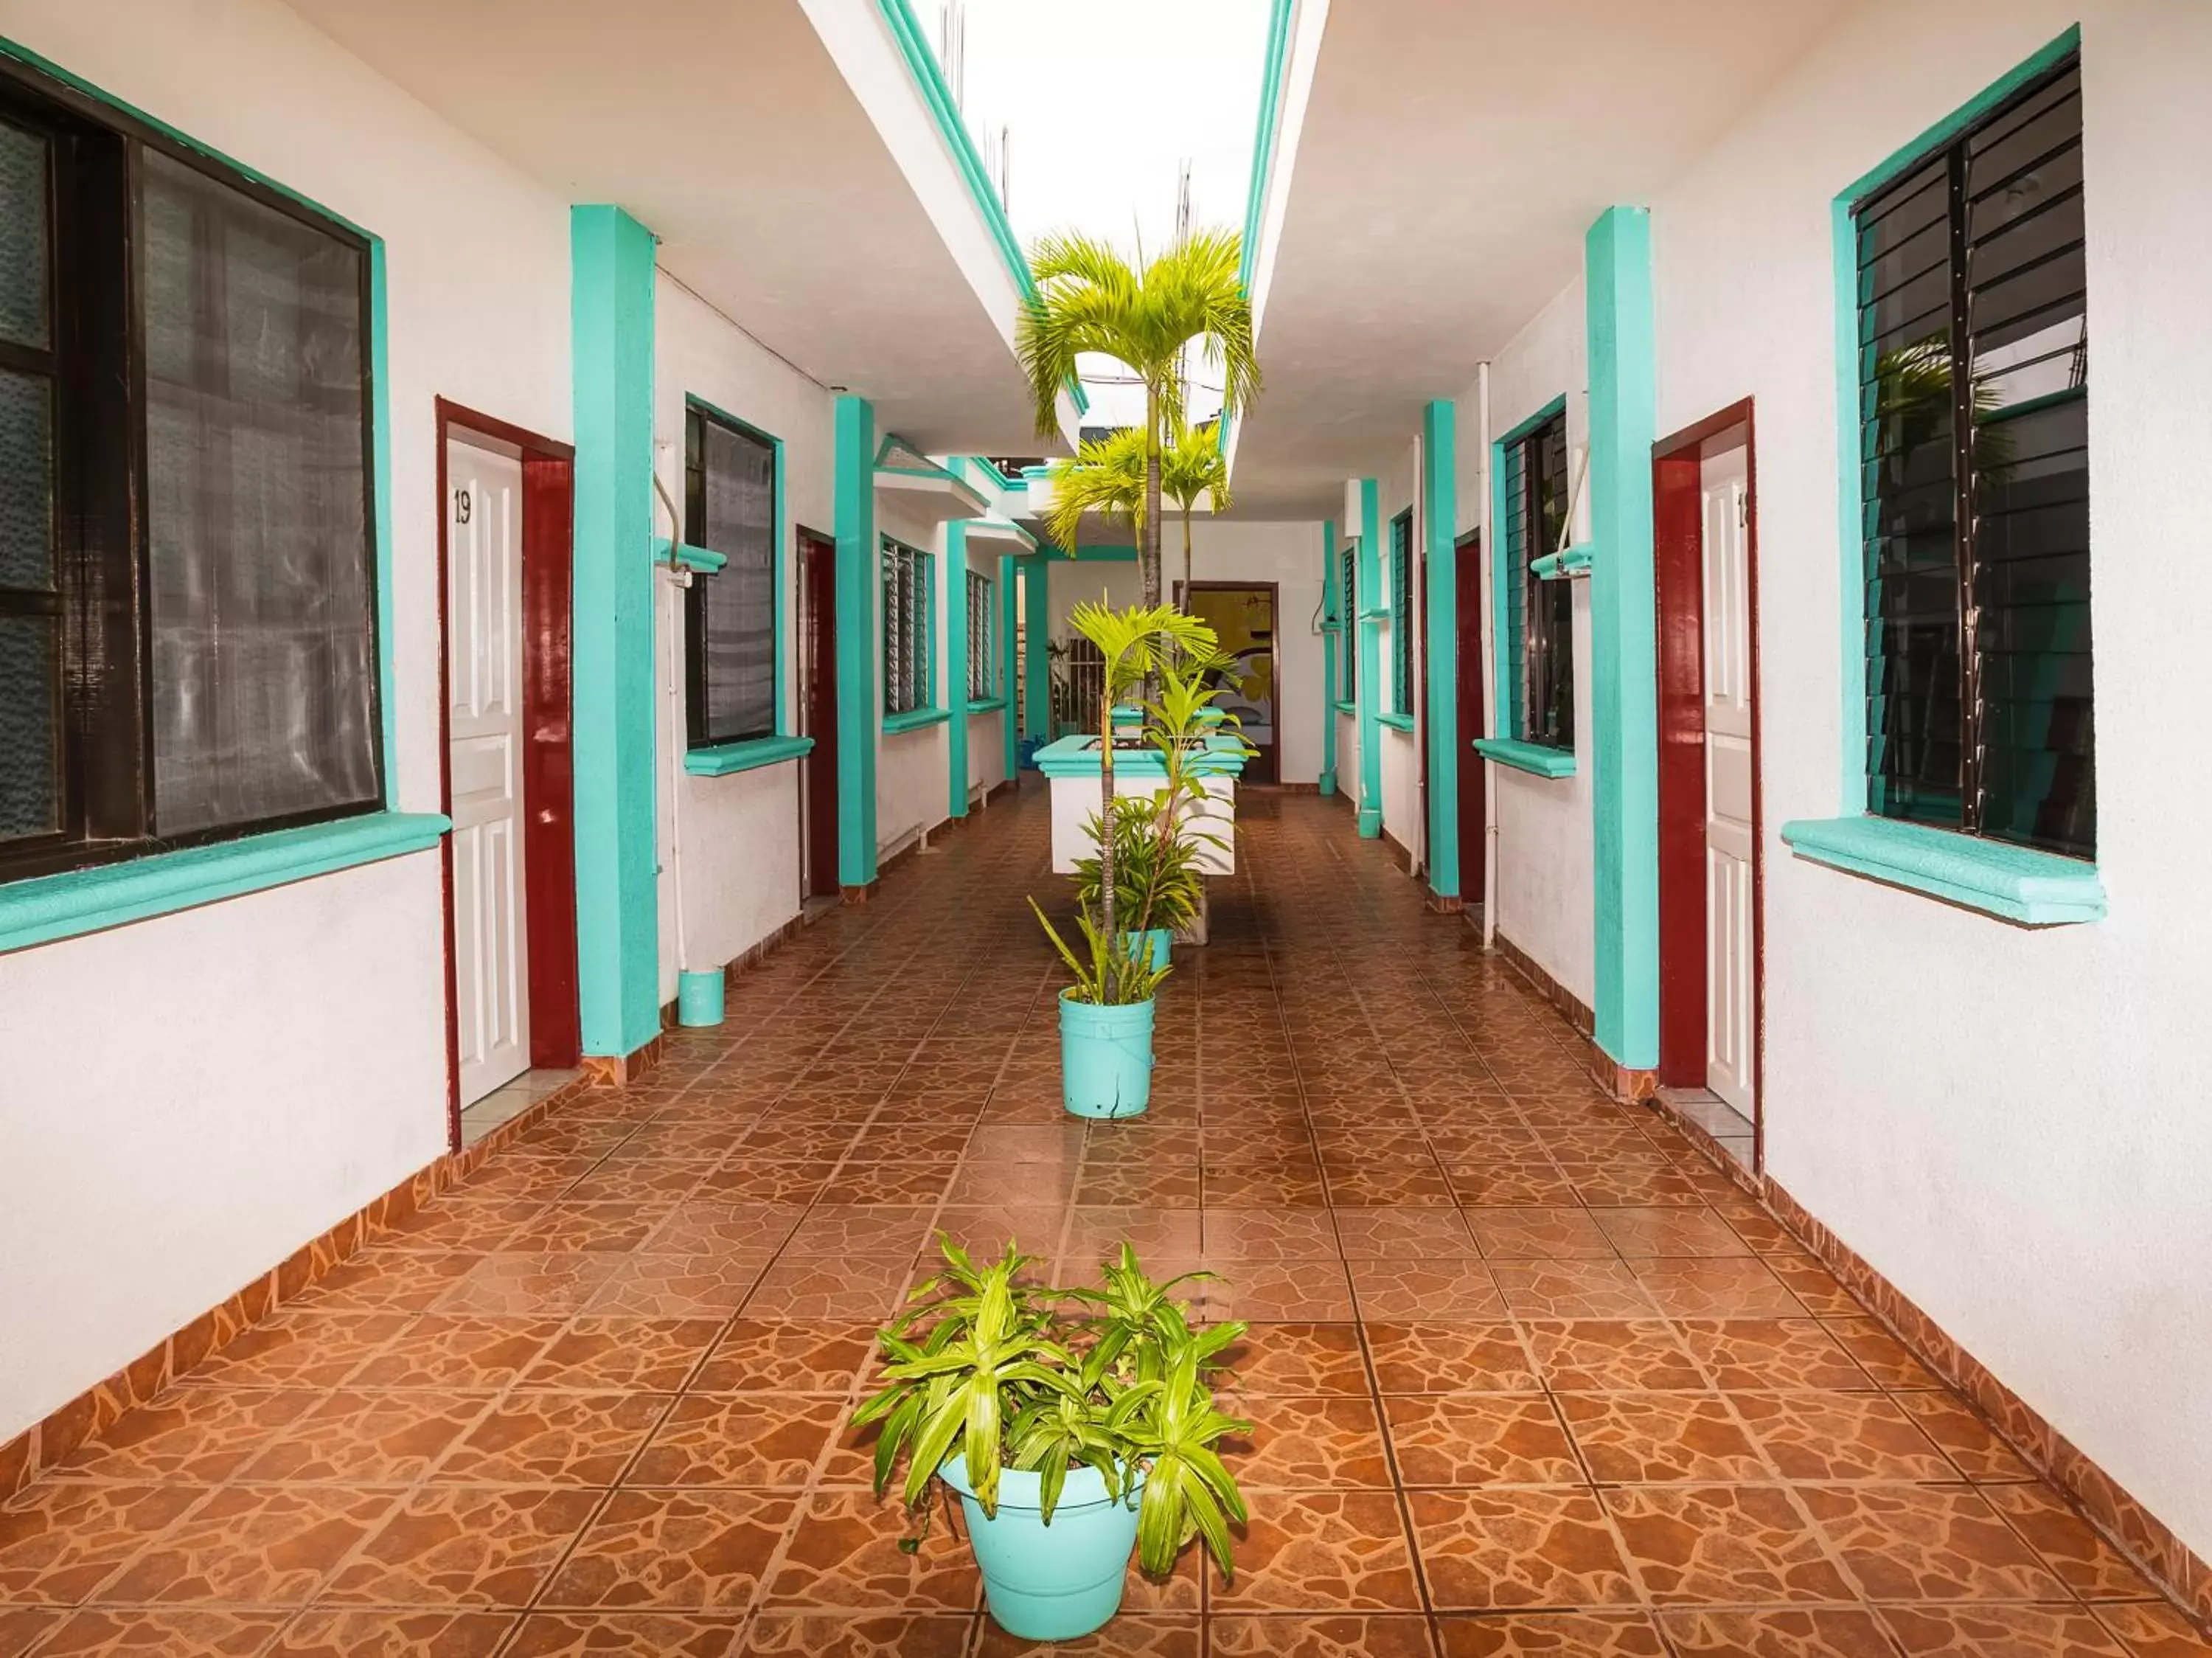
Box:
[1652,398,1764,1164]
[434,399,580,1151]
[1453,530,1486,911]
[799,528,840,900]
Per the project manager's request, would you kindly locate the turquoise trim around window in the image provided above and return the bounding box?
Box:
[1318,518,1339,797]
[1586,204,1660,1071]
[571,205,661,1061]
[883,707,951,735]
[1473,738,1577,780]
[682,735,815,777]
[1422,401,1460,898]
[967,698,1009,714]
[0,812,448,956]
[1355,479,1382,838]
[1377,712,1416,733]
[1829,24,2084,813]
[685,395,791,740]
[834,396,880,887]
[945,521,970,819]
[1531,544,1593,581]
[1490,395,1569,743]
[1781,816,2104,927]
[1332,700,1357,715]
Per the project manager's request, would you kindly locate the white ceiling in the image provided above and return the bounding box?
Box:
[1228,0,1843,518]
[286,0,1044,454]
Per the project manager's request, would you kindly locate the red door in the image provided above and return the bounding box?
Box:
[799,531,840,899]
[1454,532,1486,905]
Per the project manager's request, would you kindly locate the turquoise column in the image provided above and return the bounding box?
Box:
[945,522,970,818]
[1422,400,1460,898]
[1356,478,1382,838]
[1586,207,1660,1069]
[1000,553,1020,776]
[1023,554,1051,743]
[833,395,879,887]
[1318,518,1338,797]
[569,206,661,1058]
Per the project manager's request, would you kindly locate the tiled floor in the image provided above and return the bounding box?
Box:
[3,786,2205,1657]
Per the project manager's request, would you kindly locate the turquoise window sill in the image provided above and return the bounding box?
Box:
[0,811,450,956]
[965,697,1009,714]
[683,733,815,777]
[1377,712,1416,732]
[1780,815,2105,926]
[1473,737,1576,779]
[882,707,951,734]
[652,536,728,575]
[1332,700,1357,715]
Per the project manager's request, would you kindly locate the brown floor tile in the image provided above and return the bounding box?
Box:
[436,1253,627,1317]
[269,1609,516,1657]
[1982,1482,2165,1600]
[2095,1603,2212,1657]
[1213,1323,1369,1397]
[762,1491,978,1610]
[1674,1319,1873,1392]
[630,1394,845,1488]
[1731,1391,1958,1482]
[1602,1484,1855,1603]
[1363,1323,1539,1394]
[1798,1482,2069,1601]
[518,1318,727,1392]
[743,1258,915,1322]
[1522,1321,1705,1392]
[543,1489,798,1609]
[1489,1260,1658,1320]
[46,1386,321,1484]
[588,1254,775,1318]
[1408,1488,1638,1609]
[1203,1259,1355,1322]
[435,1392,671,1485]
[177,1311,412,1390]
[1819,1317,1942,1389]
[1205,1491,1422,1611]
[237,1389,489,1483]
[345,1316,563,1390]
[507,1610,750,1652]
[1881,1603,2132,1656]
[1658,1607,1899,1656]
[1627,1257,1804,1319]
[0,1482,204,1605]
[29,1609,292,1654]
[690,1322,878,1396]
[643,1203,810,1255]
[1382,1393,1584,1486]
[100,1485,396,1604]
[1217,1394,1392,1489]
[1556,1392,1769,1484]
[1591,1207,1754,1258]
[320,1485,599,1605]
[759,1612,981,1655]
[1890,1391,2035,1481]
[1466,1207,1612,1260]
[1203,1208,1342,1259]
[1210,1613,1436,1656]
[1347,1260,1503,1321]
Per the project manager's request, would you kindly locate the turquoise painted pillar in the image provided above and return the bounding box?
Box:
[1318,518,1338,797]
[1023,554,1051,743]
[569,207,660,1060]
[1422,400,1460,898]
[833,395,879,887]
[945,522,970,818]
[1587,206,1660,1069]
[1356,478,1383,838]
[1000,553,1020,776]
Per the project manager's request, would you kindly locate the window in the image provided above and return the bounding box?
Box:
[881,536,933,715]
[1503,411,1573,748]
[966,569,992,701]
[1389,509,1415,715]
[1,69,380,885]
[1338,542,1357,701]
[1854,58,2091,858]
[684,404,776,748]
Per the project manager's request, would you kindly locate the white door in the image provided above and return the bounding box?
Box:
[1700,443,1755,1114]
[447,440,530,1105]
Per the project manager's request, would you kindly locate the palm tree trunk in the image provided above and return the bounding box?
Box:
[1096,690,1116,992]
[1141,383,1164,613]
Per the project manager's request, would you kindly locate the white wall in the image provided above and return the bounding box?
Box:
[1183,521,1328,788]
[1374,451,1424,856]
[651,275,834,992]
[1459,279,1596,1004]
[876,499,954,856]
[1643,0,2212,1561]
[0,0,571,1442]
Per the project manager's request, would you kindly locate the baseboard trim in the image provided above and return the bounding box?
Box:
[1491,929,1655,1103]
[580,1035,663,1087]
[1279,780,1321,794]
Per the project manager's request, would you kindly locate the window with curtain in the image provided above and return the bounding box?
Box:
[684,406,777,748]
[881,537,933,715]
[1,69,380,884]
[1339,543,1357,701]
[1390,509,1414,715]
[1854,56,2091,858]
[967,569,991,701]
[1503,411,1573,749]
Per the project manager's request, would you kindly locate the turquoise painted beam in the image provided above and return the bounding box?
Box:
[945,521,970,819]
[1318,518,1338,797]
[1585,207,1660,1070]
[569,206,661,1060]
[834,395,880,887]
[1000,552,1020,778]
[1023,553,1051,743]
[1357,479,1383,838]
[1422,401,1459,898]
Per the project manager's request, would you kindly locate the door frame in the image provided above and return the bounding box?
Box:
[434,398,580,1151]
[1453,528,1486,912]
[1652,398,1764,1165]
[797,526,840,901]
[1175,579,1281,785]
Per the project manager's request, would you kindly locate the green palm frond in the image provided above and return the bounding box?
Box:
[1044,427,1147,554]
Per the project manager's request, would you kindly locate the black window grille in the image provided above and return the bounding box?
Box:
[1854,56,2092,858]
[966,569,990,701]
[684,406,776,747]
[1339,543,1357,701]
[1504,412,1573,749]
[1390,509,1415,715]
[881,537,931,715]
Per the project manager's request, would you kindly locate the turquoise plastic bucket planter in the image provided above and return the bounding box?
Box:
[1058,990,1155,1120]
[1121,929,1172,970]
[676,968,725,1027]
[942,1454,1144,1640]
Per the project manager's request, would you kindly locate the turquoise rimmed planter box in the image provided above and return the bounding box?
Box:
[1037,733,1249,877]
[942,1454,1146,1640]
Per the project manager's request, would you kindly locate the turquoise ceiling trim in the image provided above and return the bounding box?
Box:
[1217,0,1298,460]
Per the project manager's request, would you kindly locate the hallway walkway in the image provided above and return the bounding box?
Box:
[1,789,2203,1657]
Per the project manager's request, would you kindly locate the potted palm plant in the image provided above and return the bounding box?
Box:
[1072,794,1203,971]
[854,1237,1250,1642]
[1032,600,1214,1119]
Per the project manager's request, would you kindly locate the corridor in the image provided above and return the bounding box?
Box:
[0,789,2202,1657]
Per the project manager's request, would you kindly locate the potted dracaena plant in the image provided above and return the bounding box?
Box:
[852,1236,1251,1642]
[1030,600,1215,1118]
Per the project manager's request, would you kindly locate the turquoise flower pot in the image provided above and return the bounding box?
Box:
[942,1454,1144,1640]
[1058,991,1155,1120]
[1120,929,1172,970]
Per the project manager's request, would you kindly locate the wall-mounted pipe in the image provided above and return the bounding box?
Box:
[1477,361,1499,951]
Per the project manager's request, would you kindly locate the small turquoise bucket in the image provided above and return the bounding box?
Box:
[1121,929,1172,970]
[942,1454,1144,1640]
[1058,991,1155,1120]
[676,968,725,1027]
